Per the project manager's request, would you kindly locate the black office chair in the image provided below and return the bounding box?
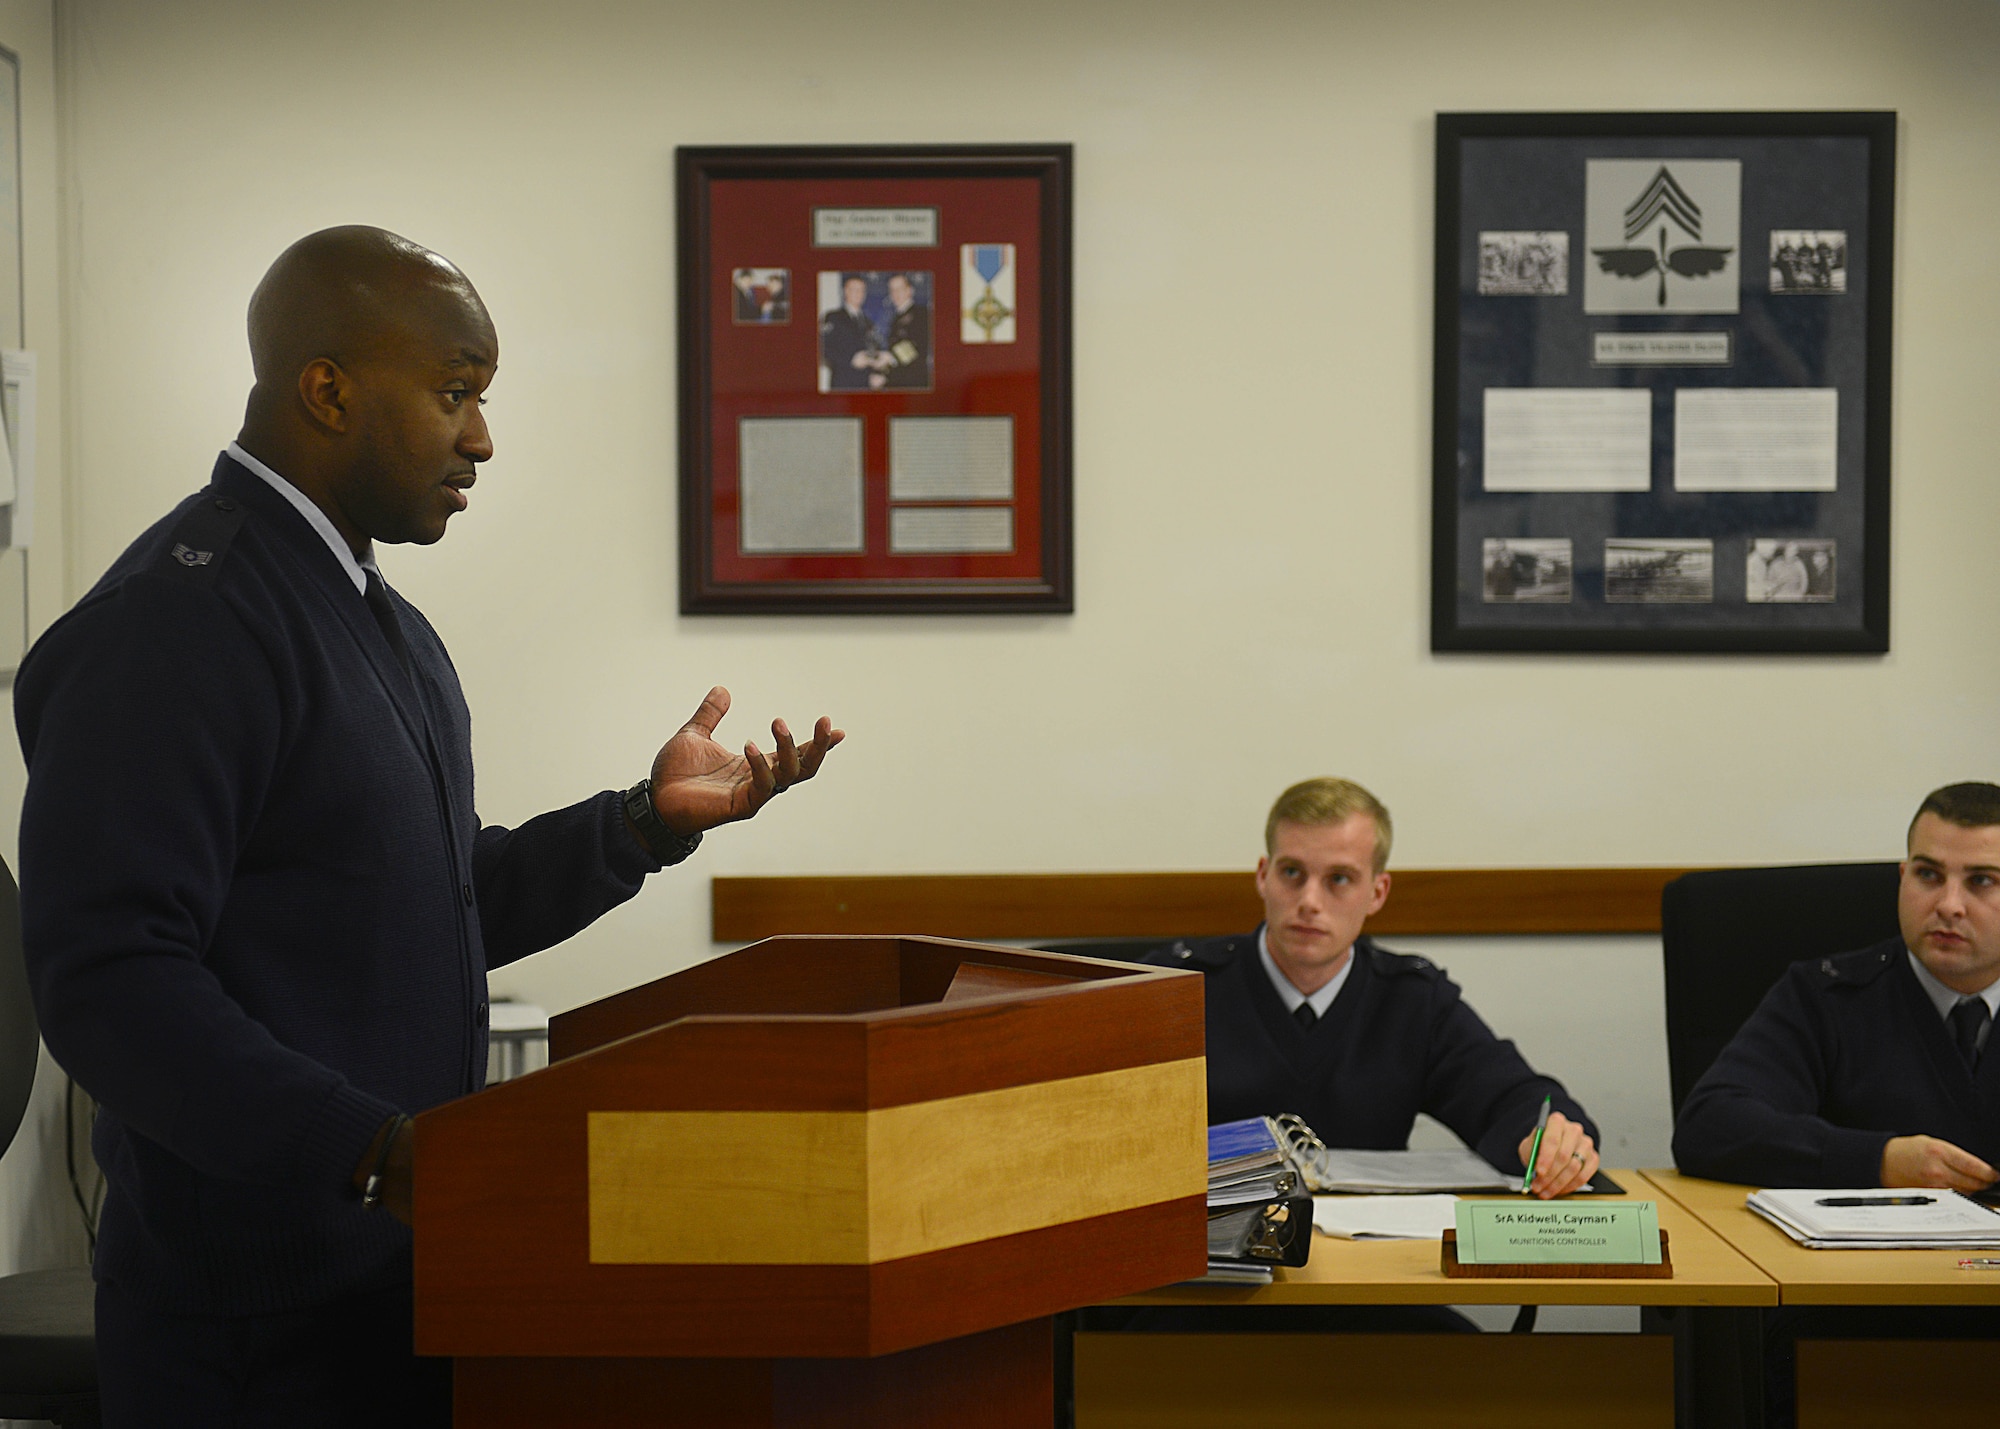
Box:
[0,855,99,1427]
[1031,938,1173,964]
[1659,862,1902,1115]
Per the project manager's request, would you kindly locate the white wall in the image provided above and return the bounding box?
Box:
[27,0,2000,1212]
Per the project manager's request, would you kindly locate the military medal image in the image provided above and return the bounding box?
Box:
[961,243,1016,344]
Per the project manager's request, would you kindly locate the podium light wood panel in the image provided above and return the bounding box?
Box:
[1641,1169,2000,1306]
[588,1059,1204,1264]
[1074,1333,1673,1429]
[1117,1172,1775,1307]
[414,937,1208,1361]
[711,867,1698,942]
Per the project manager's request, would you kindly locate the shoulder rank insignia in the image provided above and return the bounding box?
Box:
[1817,945,1894,984]
[1372,945,1439,977]
[158,494,247,588]
[1163,939,1233,971]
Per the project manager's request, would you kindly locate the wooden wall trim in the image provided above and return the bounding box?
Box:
[710,868,1699,943]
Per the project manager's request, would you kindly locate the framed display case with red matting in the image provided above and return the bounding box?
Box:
[677,145,1073,614]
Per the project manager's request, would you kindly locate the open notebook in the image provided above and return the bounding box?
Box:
[1747,1188,2000,1249]
[1274,1114,1517,1193]
[1272,1113,1624,1195]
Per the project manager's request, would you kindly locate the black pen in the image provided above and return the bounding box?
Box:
[1815,1195,1935,1207]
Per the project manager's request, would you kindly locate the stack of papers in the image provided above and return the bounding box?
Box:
[1311,1194,1461,1240]
[1197,1119,1312,1277]
[1194,1261,1274,1285]
[1747,1188,2000,1249]
[1206,1117,1302,1200]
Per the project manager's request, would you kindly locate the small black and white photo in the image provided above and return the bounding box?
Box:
[1769,231,1847,294]
[731,267,791,324]
[1604,538,1714,603]
[1481,538,1572,602]
[1478,231,1569,296]
[1746,538,1835,602]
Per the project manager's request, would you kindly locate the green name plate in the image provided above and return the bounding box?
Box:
[1454,1200,1662,1264]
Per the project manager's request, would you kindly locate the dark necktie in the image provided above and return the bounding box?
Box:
[1949,997,1990,1071]
[1293,1001,1318,1032]
[363,569,414,676]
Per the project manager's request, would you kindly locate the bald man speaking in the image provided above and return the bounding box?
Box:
[14,228,842,1426]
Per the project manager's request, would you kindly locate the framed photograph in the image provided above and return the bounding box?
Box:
[1432,112,1894,653]
[677,145,1072,614]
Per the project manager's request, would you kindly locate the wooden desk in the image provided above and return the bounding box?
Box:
[1640,1168,2000,1306]
[1075,1333,1675,1429]
[1642,1169,2000,1429]
[1073,1174,1775,1429]
[1120,1170,1775,1308]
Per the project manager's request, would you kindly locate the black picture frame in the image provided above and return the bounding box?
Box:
[1431,112,1895,653]
[677,144,1072,615]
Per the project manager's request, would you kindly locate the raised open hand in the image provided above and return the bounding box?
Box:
[648,686,844,835]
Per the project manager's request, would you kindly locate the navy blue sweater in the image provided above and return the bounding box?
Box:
[15,455,658,1316]
[1673,940,2000,1187]
[1145,931,1595,1173]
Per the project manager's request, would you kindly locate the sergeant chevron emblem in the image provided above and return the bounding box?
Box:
[1591,167,1735,308]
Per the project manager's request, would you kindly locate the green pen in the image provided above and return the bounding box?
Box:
[1521,1096,1552,1195]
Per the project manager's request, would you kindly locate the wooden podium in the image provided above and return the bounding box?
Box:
[413,936,1208,1427]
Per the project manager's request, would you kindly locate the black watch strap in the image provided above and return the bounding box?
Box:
[623,780,703,866]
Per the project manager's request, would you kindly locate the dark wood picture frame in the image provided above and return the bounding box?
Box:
[1432,112,1895,653]
[677,144,1073,615]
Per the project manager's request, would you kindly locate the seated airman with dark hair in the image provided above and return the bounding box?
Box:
[1675,781,2000,1191]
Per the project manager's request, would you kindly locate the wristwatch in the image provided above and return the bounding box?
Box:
[623,779,703,866]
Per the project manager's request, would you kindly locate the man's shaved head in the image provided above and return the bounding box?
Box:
[246,226,489,406]
[236,226,499,552]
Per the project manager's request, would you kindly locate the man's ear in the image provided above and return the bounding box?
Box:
[1368,870,1391,916]
[297,357,353,435]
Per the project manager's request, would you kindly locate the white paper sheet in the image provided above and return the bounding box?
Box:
[888,506,1013,554]
[1674,388,1838,492]
[1312,1194,1461,1241]
[1482,388,1651,491]
[889,416,1014,501]
[737,416,865,554]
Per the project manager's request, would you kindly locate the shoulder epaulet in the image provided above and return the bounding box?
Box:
[155,492,248,588]
[1810,942,1897,987]
[1364,941,1441,978]
[1152,936,1240,972]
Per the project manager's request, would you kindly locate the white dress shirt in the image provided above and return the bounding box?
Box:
[1906,950,2000,1056]
[226,441,377,596]
[1258,925,1353,1021]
